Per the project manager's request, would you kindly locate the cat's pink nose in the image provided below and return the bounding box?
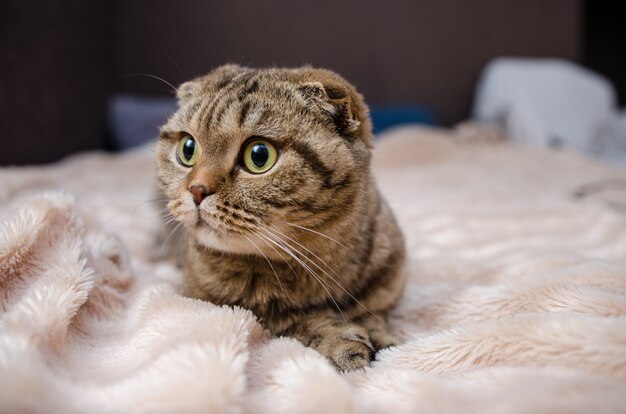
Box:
[189,185,213,206]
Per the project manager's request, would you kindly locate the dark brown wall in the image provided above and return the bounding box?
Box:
[115,0,582,125]
[0,0,113,165]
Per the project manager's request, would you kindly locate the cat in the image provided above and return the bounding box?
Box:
[156,64,406,371]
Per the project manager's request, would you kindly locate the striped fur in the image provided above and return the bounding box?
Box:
[156,65,406,371]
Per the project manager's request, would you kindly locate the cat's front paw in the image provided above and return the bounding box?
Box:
[314,326,375,372]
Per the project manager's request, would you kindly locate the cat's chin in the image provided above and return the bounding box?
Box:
[193,225,271,256]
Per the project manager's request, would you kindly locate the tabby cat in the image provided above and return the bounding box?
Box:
[156,65,406,371]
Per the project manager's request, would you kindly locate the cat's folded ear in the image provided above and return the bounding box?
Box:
[297,69,373,148]
[176,79,201,103]
[298,82,360,132]
[177,64,251,104]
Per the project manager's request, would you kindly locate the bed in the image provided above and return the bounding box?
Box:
[1,125,625,413]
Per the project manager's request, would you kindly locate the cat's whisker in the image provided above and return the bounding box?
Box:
[256,232,348,326]
[259,230,343,303]
[109,196,170,207]
[257,232,340,296]
[241,233,287,301]
[103,197,172,227]
[158,210,178,225]
[159,209,175,219]
[283,222,348,249]
[250,232,298,278]
[262,227,382,321]
[159,47,185,76]
[160,219,178,229]
[159,221,184,256]
[103,200,165,224]
[267,224,336,272]
[159,214,178,226]
[122,73,178,94]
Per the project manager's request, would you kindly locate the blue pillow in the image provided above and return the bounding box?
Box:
[370,105,436,134]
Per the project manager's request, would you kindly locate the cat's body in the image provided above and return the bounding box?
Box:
[157,65,405,371]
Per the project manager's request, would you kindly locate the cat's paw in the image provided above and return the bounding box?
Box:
[369,331,400,351]
[314,326,375,372]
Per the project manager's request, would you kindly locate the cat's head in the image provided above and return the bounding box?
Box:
[156,64,374,256]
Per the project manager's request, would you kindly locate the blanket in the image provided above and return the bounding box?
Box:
[1,126,625,413]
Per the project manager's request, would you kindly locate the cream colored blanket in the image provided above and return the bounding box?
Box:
[1,126,625,413]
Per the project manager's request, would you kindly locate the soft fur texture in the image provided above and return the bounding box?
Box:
[1,125,626,413]
[156,65,405,371]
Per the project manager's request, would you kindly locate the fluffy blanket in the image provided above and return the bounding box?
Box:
[1,126,625,413]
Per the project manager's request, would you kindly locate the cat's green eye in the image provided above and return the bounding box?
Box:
[242,140,278,174]
[176,135,199,167]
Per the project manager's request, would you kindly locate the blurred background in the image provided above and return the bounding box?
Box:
[1,0,624,165]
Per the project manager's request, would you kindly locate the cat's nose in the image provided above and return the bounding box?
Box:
[189,185,213,206]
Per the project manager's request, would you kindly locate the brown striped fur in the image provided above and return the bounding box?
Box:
[156,65,406,371]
